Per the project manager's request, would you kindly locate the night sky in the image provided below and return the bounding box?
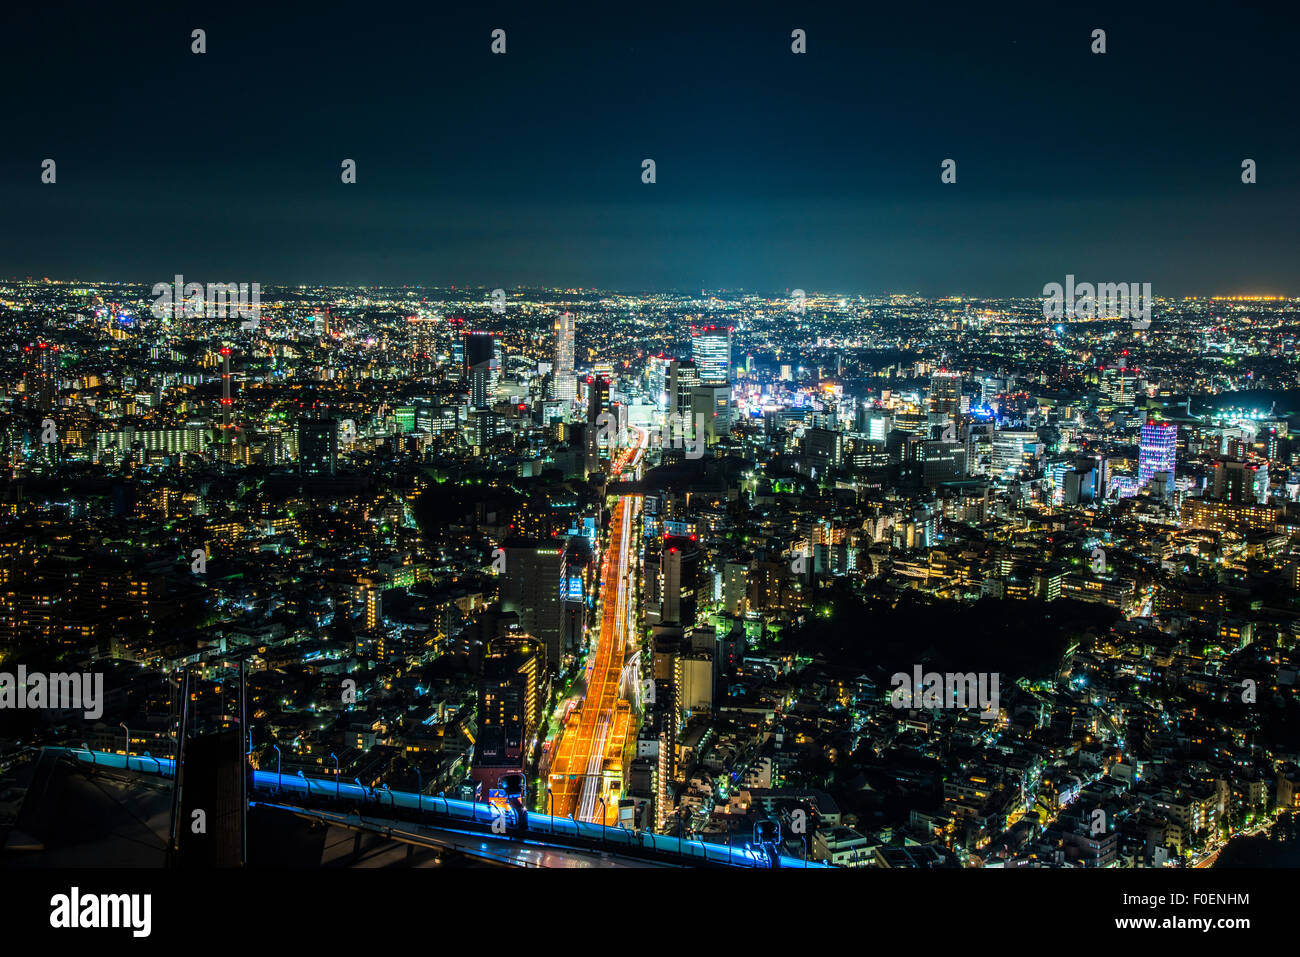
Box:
[2,0,1298,296]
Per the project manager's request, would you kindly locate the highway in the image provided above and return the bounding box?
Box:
[548,427,646,824]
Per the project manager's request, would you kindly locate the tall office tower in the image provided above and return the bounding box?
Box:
[660,536,701,630]
[1213,458,1267,504]
[469,364,492,409]
[26,342,58,413]
[690,385,730,442]
[407,316,440,372]
[472,409,503,451]
[991,429,1039,477]
[297,403,338,477]
[857,407,893,442]
[473,636,546,784]
[586,375,611,426]
[646,355,671,409]
[499,540,566,667]
[667,359,700,416]
[464,330,497,408]
[691,325,732,385]
[928,371,963,417]
[1101,366,1140,406]
[1138,421,1178,487]
[921,439,967,487]
[552,311,577,402]
[447,317,466,380]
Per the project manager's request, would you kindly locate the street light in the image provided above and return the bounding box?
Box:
[330,753,339,799]
[596,797,606,843]
[546,788,554,835]
[120,722,130,758]
[272,744,282,794]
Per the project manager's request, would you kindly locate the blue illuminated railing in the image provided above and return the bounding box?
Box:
[52,747,824,868]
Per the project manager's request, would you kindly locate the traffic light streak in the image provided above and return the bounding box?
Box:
[549,430,645,824]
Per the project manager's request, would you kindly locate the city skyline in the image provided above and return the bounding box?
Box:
[2,3,1297,934]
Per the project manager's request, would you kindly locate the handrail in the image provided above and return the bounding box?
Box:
[47,746,826,867]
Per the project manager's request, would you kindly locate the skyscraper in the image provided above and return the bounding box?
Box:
[464,331,498,408]
[690,326,731,385]
[586,376,611,427]
[473,635,546,787]
[660,536,701,630]
[447,317,466,380]
[646,355,671,409]
[928,371,962,417]
[407,316,440,373]
[499,540,566,667]
[26,342,57,413]
[1138,421,1177,487]
[1213,458,1266,504]
[552,311,576,402]
[298,403,338,477]
[668,359,700,417]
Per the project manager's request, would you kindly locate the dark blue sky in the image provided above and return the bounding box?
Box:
[2,0,1297,295]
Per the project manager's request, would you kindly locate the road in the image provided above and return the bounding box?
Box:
[548,428,645,824]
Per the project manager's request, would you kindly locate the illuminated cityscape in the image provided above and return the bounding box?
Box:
[0,280,1297,877]
[0,1,1294,938]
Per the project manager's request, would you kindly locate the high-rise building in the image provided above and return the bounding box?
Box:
[552,311,576,402]
[928,372,962,417]
[586,376,611,427]
[992,429,1039,477]
[691,326,732,385]
[447,317,466,380]
[1213,458,1267,504]
[473,635,546,783]
[921,439,967,487]
[660,536,701,630]
[472,409,503,451]
[297,404,338,477]
[499,540,566,667]
[1138,421,1178,487]
[690,385,730,443]
[407,317,440,372]
[646,355,671,409]
[26,342,58,413]
[668,359,700,417]
[857,407,892,442]
[464,331,499,408]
